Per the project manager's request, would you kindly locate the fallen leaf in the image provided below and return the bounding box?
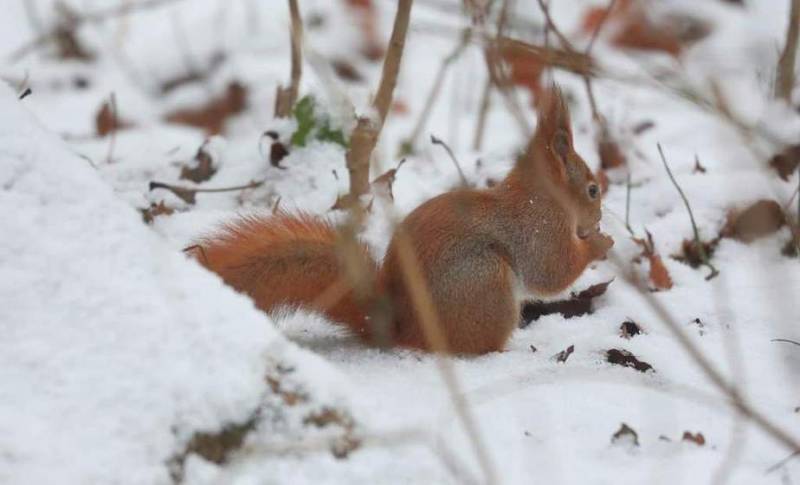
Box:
[343,0,384,61]
[632,120,655,135]
[598,136,626,170]
[620,320,643,339]
[648,252,673,290]
[331,59,364,82]
[165,82,248,135]
[721,199,785,243]
[606,348,654,372]
[633,231,673,290]
[769,144,800,181]
[96,100,133,136]
[675,238,718,269]
[520,280,614,326]
[581,0,710,57]
[180,143,218,183]
[140,201,174,224]
[682,431,705,446]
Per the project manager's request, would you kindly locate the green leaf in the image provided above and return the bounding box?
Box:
[290,95,316,147]
[317,121,348,148]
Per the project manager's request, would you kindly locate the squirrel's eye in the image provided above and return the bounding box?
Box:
[587,183,599,199]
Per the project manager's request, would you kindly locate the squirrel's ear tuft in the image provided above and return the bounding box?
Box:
[520,84,573,174]
[534,84,572,144]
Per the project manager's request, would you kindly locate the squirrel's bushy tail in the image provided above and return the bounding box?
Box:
[196,212,378,338]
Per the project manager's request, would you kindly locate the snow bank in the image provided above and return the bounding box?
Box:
[0,84,353,484]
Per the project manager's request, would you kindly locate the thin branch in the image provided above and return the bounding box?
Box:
[776,0,800,101]
[476,0,532,138]
[344,0,413,206]
[105,93,119,164]
[585,0,618,55]
[275,0,304,117]
[374,0,413,126]
[657,143,719,280]
[472,73,493,151]
[9,0,187,62]
[390,221,498,485]
[625,170,633,235]
[772,338,800,347]
[402,28,471,153]
[766,450,800,473]
[430,135,469,186]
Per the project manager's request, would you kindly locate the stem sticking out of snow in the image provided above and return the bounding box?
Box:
[657,143,719,280]
[776,0,800,101]
[275,0,303,118]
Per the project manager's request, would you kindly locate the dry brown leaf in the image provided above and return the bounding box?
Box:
[180,144,218,183]
[521,280,614,326]
[95,100,133,136]
[620,320,643,339]
[598,136,626,170]
[769,144,800,181]
[140,201,174,224]
[682,431,706,446]
[633,231,673,290]
[721,199,786,243]
[581,0,710,57]
[607,348,654,372]
[165,82,248,135]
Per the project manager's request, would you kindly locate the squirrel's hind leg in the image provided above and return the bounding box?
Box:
[396,254,518,355]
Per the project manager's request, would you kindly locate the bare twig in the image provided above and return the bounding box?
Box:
[373,0,413,125]
[430,135,469,186]
[105,93,118,164]
[766,450,800,473]
[472,74,493,151]
[625,170,633,235]
[343,0,413,207]
[402,28,471,153]
[776,0,800,101]
[275,0,304,117]
[477,0,532,138]
[772,338,800,347]
[657,143,719,280]
[390,221,498,485]
[585,0,618,54]
[9,0,187,61]
[148,179,263,204]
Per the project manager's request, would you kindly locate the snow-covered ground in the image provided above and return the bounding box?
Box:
[1,0,799,483]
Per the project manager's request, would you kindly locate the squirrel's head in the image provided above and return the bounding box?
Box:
[512,85,602,239]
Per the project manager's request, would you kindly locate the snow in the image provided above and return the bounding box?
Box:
[0,84,353,484]
[1,0,799,484]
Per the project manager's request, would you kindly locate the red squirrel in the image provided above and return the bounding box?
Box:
[196,86,613,354]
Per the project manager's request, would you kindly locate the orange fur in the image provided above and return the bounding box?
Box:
[197,212,377,338]
[197,86,613,355]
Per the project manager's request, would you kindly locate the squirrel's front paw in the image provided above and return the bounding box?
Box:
[587,232,614,260]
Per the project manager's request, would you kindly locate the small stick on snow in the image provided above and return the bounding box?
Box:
[430,135,469,187]
[657,143,719,280]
